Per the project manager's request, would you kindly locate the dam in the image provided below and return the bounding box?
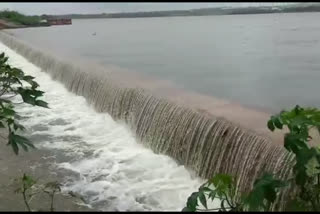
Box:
[1,11,319,212]
[0,30,296,211]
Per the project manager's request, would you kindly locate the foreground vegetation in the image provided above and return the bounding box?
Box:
[0,52,61,211]
[184,105,320,211]
[0,52,48,154]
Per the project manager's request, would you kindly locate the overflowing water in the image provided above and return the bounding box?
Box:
[0,32,297,210]
[0,41,204,211]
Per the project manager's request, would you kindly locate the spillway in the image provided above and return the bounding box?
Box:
[0,32,296,211]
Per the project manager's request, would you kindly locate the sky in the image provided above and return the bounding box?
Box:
[0,2,298,15]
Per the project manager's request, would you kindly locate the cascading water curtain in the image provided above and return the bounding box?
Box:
[0,31,297,210]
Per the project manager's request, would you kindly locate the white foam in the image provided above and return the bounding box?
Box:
[0,42,208,211]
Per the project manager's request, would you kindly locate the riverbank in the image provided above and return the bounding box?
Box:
[0,19,50,30]
[0,130,94,211]
[0,19,24,29]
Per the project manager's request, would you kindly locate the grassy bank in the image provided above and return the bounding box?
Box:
[0,10,49,28]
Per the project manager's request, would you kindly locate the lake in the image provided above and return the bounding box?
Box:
[7,12,320,112]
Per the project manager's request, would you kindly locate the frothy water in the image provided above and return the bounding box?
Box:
[0,42,204,211]
[0,32,297,211]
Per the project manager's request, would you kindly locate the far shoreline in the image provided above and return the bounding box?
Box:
[47,3,320,20]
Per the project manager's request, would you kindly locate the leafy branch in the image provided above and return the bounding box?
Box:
[183,105,320,212]
[0,52,48,155]
[13,173,61,212]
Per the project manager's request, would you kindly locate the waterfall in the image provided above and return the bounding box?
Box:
[0,32,296,210]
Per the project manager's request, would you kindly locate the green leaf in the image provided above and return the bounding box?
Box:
[210,174,233,187]
[22,174,36,189]
[181,207,193,212]
[267,120,275,132]
[285,199,311,211]
[12,134,35,149]
[294,105,303,115]
[18,141,29,152]
[13,122,25,131]
[208,190,216,201]
[274,117,283,129]
[0,121,5,128]
[22,75,35,81]
[0,98,12,103]
[20,92,35,105]
[9,139,19,155]
[305,156,320,177]
[209,174,233,197]
[245,187,264,211]
[35,100,49,108]
[244,173,286,211]
[199,186,212,192]
[295,170,307,186]
[2,57,9,64]
[6,118,14,126]
[11,68,24,78]
[198,192,207,209]
[22,75,40,89]
[186,192,199,211]
[31,89,45,98]
[264,186,277,203]
[3,107,15,117]
[284,133,308,153]
[30,81,39,89]
[8,133,35,155]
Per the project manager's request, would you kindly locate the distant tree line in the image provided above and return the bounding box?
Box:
[43,3,320,20]
[0,10,49,27]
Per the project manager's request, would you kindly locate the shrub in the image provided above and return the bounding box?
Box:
[183,105,320,212]
[0,52,48,154]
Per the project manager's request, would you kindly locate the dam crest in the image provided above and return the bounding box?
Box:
[0,32,295,210]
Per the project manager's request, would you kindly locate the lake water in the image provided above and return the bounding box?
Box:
[7,12,320,112]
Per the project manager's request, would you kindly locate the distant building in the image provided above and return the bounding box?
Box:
[46,18,72,25]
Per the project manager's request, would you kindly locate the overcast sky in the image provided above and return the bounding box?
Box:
[0,2,297,15]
